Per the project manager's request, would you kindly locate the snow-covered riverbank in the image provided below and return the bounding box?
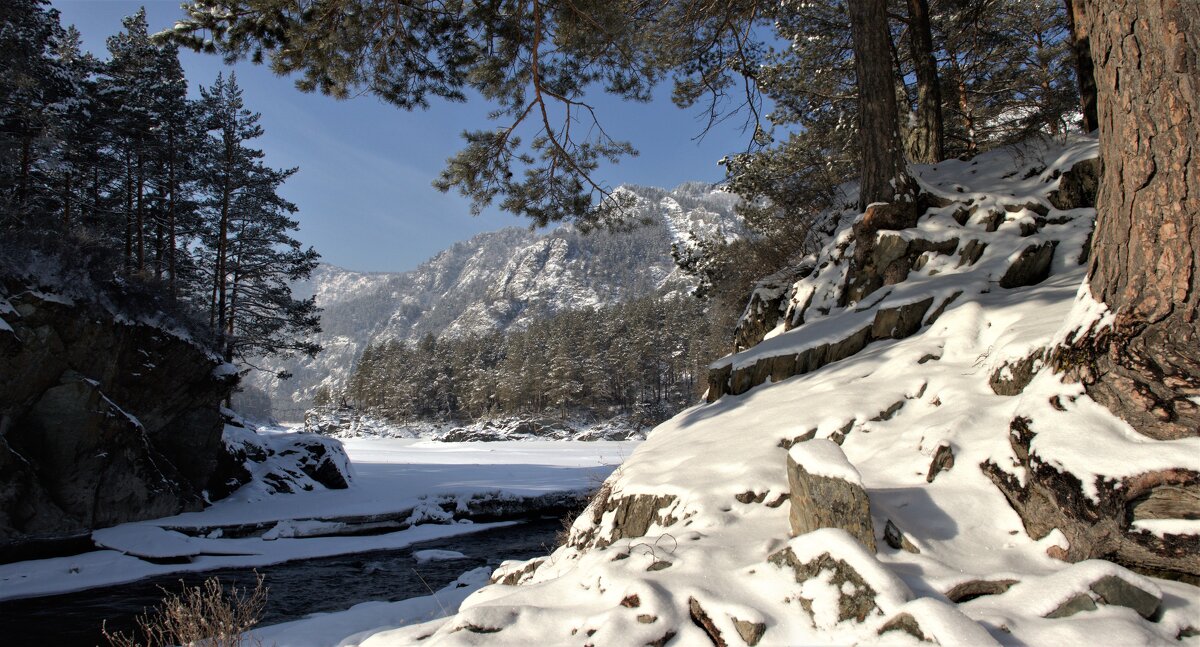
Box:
[0,435,637,601]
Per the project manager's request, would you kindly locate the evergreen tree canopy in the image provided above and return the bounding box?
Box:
[0,1,322,390]
[166,0,764,229]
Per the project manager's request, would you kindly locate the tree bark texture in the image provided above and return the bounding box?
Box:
[1064,0,1099,132]
[905,0,944,163]
[1075,0,1199,439]
[848,0,914,210]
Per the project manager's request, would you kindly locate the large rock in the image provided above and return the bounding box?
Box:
[999,241,1057,289]
[1046,157,1100,211]
[786,440,876,552]
[566,488,679,551]
[0,286,235,543]
[846,233,958,305]
[9,378,186,530]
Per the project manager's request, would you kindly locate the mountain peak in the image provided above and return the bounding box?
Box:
[241,183,744,419]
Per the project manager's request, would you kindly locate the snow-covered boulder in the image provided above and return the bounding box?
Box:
[216,422,353,501]
[786,440,877,551]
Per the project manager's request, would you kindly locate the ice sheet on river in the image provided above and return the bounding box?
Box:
[0,438,636,600]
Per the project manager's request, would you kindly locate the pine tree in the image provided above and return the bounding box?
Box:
[103,9,163,273]
[196,72,321,365]
[0,0,74,227]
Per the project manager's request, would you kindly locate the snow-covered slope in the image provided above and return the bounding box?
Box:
[300,137,1199,645]
[245,183,742,418]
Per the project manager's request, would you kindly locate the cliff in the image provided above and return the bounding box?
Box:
[0,270,235,547]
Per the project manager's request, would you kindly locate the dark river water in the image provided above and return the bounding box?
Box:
[0,519,561,647]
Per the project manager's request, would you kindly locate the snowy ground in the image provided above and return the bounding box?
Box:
[0,437,636,601]
[252,137,1200,646]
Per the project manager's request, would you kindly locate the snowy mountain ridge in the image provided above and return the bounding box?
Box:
[244,183,743,418]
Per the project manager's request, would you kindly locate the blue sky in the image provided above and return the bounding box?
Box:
[51,1,754,272]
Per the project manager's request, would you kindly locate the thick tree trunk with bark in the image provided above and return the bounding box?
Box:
[1063,0,1099,132]
[905,0,944,163]
[1072,0,1199,440]
[848,0,914,210]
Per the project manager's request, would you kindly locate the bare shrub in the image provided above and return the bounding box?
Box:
[103,573,268,647]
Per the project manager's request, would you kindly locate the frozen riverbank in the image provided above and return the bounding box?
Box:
[0,436,638,601]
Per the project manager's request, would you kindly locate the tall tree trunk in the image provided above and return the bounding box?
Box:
[17,135,32,211]
[91,166,100,225]
[905,0,944,163]
[954,69,977,157]
[215,165,232,346]
[1063,0,1099,132]
[227,258,239,364]
[154,196,164,280]
[167,131,178,298]
[848,0,914,209]
[124,150,134,272]
[62,169,72,230]
[1071,0,1199,440]
[135,151,145,273]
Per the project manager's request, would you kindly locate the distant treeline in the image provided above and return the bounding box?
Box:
[336,294,731,425]
[0,2,319,364]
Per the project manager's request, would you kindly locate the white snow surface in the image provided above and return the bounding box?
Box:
[287,136,1196,647]
[248,567,493,647]
[0,437,635,601]
[413,549,469,563]
[788,439,862,484]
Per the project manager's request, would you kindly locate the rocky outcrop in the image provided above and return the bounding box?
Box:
[707,296,935,402]
[1046,157,1100,211]
[984,417,1200,581]
[1043,572,1161,619]
[786,441,877,552]
[734,265,811,352]
[440,418,574,442]
[769,547,884,624]
[925,442,955,483]
[846,231,958,305]
[566,488,679,551]
[989,351,1046,396]
[766,529,913,630]
[999,241,1057,289]
[0,286,235,543]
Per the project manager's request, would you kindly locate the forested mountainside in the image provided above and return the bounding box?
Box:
[243,182,743,419]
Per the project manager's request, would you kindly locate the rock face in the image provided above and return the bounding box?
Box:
[707,296,935,402]
[566,488,679,551]
[218,422,353,498]
[0,286,235,543]
[733,266,811,352]
[769,548,884,623]
[786,440,877,552]
[998,241,1057,289]
[440,418,575,442]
